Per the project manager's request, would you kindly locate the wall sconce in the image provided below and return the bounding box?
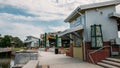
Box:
[95,8,99,12]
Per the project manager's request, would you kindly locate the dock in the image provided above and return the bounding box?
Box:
[0,48,12,58]
[0,48,12,53]
[22,60,39,68]
[13,50,38,68]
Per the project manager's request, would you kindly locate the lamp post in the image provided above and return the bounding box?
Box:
[44,33,47,48]
[55,34,58,54]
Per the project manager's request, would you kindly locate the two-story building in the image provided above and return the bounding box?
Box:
[40,31,70,48]
[58,0,120,63]
[24,36,40,48]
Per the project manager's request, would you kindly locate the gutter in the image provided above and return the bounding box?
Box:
[64,7,80,22]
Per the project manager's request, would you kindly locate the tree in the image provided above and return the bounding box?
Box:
[1,35,11,47]
[0,35,24,48]
[12,37,24,47]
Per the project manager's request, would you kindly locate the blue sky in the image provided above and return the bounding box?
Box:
[0,0,119,40]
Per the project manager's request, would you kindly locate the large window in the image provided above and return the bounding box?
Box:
[73,33,82,47]
[70,16,82,28]
[91,24,103,49]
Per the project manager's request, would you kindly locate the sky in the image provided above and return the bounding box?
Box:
[0,0,120,41]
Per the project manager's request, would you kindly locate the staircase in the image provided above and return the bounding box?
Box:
[97,58,120,68]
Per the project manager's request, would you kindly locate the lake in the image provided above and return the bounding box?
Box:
[0,58,14,68]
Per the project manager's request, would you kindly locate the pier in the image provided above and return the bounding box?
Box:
[0,48,12,53]
[0,48,12,58]
[13,50,38,68]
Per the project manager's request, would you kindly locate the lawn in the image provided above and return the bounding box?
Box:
[13,47,25,51]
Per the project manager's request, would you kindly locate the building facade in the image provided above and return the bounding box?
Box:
[59,0,120,63]
[24,36,40,48]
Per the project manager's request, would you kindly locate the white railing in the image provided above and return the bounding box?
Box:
[88,46,110,64]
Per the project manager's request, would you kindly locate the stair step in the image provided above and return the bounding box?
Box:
[97,62,119,68]
[106,58,120,63]
[101,60,120,67]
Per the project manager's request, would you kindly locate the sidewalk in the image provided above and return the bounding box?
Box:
[38,51,103,68]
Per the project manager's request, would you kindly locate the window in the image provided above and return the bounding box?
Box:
[73,34,82,47]
[91,24,103,49]
[70,16,82,28]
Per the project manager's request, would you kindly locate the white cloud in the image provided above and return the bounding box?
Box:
[0,0,69,21]
[0,0,118,21]
[0,0,120,40]
[49,26,69,32]
[0,20,45,40]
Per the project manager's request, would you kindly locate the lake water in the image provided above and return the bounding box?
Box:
[0,51,38,68]
[0,58,14,68]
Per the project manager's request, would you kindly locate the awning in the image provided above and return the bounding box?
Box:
[58,25,83,37]
[109,12,120,19]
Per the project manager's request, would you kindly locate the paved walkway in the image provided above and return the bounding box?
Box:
[38,51,103,68]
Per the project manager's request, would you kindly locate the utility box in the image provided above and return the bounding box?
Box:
[116,38,120,45]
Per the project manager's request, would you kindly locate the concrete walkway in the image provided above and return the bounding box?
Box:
[38,51,103,68]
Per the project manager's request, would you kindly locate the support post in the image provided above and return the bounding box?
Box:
[55,34,58,54]
[44,33,47,48]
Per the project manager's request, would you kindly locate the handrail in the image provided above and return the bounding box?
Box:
[88,46,110,64]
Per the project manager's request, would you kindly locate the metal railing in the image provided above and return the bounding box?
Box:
[88,46,110,64]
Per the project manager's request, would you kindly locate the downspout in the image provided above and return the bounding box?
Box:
[76,9,86,61]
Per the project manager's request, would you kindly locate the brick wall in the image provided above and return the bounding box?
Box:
[85,42,110,63]
[66,44,73,57]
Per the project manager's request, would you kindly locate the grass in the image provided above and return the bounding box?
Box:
[13,47,25,51]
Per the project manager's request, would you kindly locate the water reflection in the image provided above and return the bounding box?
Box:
[0,58,14,68]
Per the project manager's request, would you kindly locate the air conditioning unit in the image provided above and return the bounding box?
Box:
[115,38,120,45]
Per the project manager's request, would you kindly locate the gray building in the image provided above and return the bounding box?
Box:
[24,36,40,48]
[58,0,120,60]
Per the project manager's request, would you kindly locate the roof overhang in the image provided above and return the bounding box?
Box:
[58,25,83,37]
[64,0,120,23]
[109,12,120,19]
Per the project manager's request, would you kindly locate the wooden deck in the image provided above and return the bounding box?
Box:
[22,60,39,68]
[0,48,12,53]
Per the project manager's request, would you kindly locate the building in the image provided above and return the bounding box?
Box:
[40,31,70,48]
[58,0,120,63]
[24,36,40,48]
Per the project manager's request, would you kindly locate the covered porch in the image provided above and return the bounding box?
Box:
[58,25,84,60]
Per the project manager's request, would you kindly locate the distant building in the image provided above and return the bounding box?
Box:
[40,31,70,48]
[58,0,120,63]
[24,36,40,48]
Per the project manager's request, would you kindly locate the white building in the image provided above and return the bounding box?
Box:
[24,36,40,48]
[58,0,120,61]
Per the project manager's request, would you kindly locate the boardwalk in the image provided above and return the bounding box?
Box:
[38,51,103,68]
[0,48,12,53]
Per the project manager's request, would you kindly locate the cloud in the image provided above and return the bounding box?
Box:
[0,0,120,41]
[0,0,117,21]
[0,4,35,17]
[0,12,69,40]
[0,20,45,40]
[0,0,69,21]
[49,26,68,32]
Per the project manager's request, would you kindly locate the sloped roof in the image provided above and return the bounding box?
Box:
[58,24,83,37]
[26,36,39,39]
[64,0,120,22]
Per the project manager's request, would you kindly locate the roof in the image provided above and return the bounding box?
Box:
[109,12,120,19]
[65,0,120,22]
[58,24,83,37]
[26,36,40,39]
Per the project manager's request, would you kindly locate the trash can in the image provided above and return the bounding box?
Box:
[55,48,58,54]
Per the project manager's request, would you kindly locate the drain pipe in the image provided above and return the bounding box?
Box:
[76,9,86,61]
